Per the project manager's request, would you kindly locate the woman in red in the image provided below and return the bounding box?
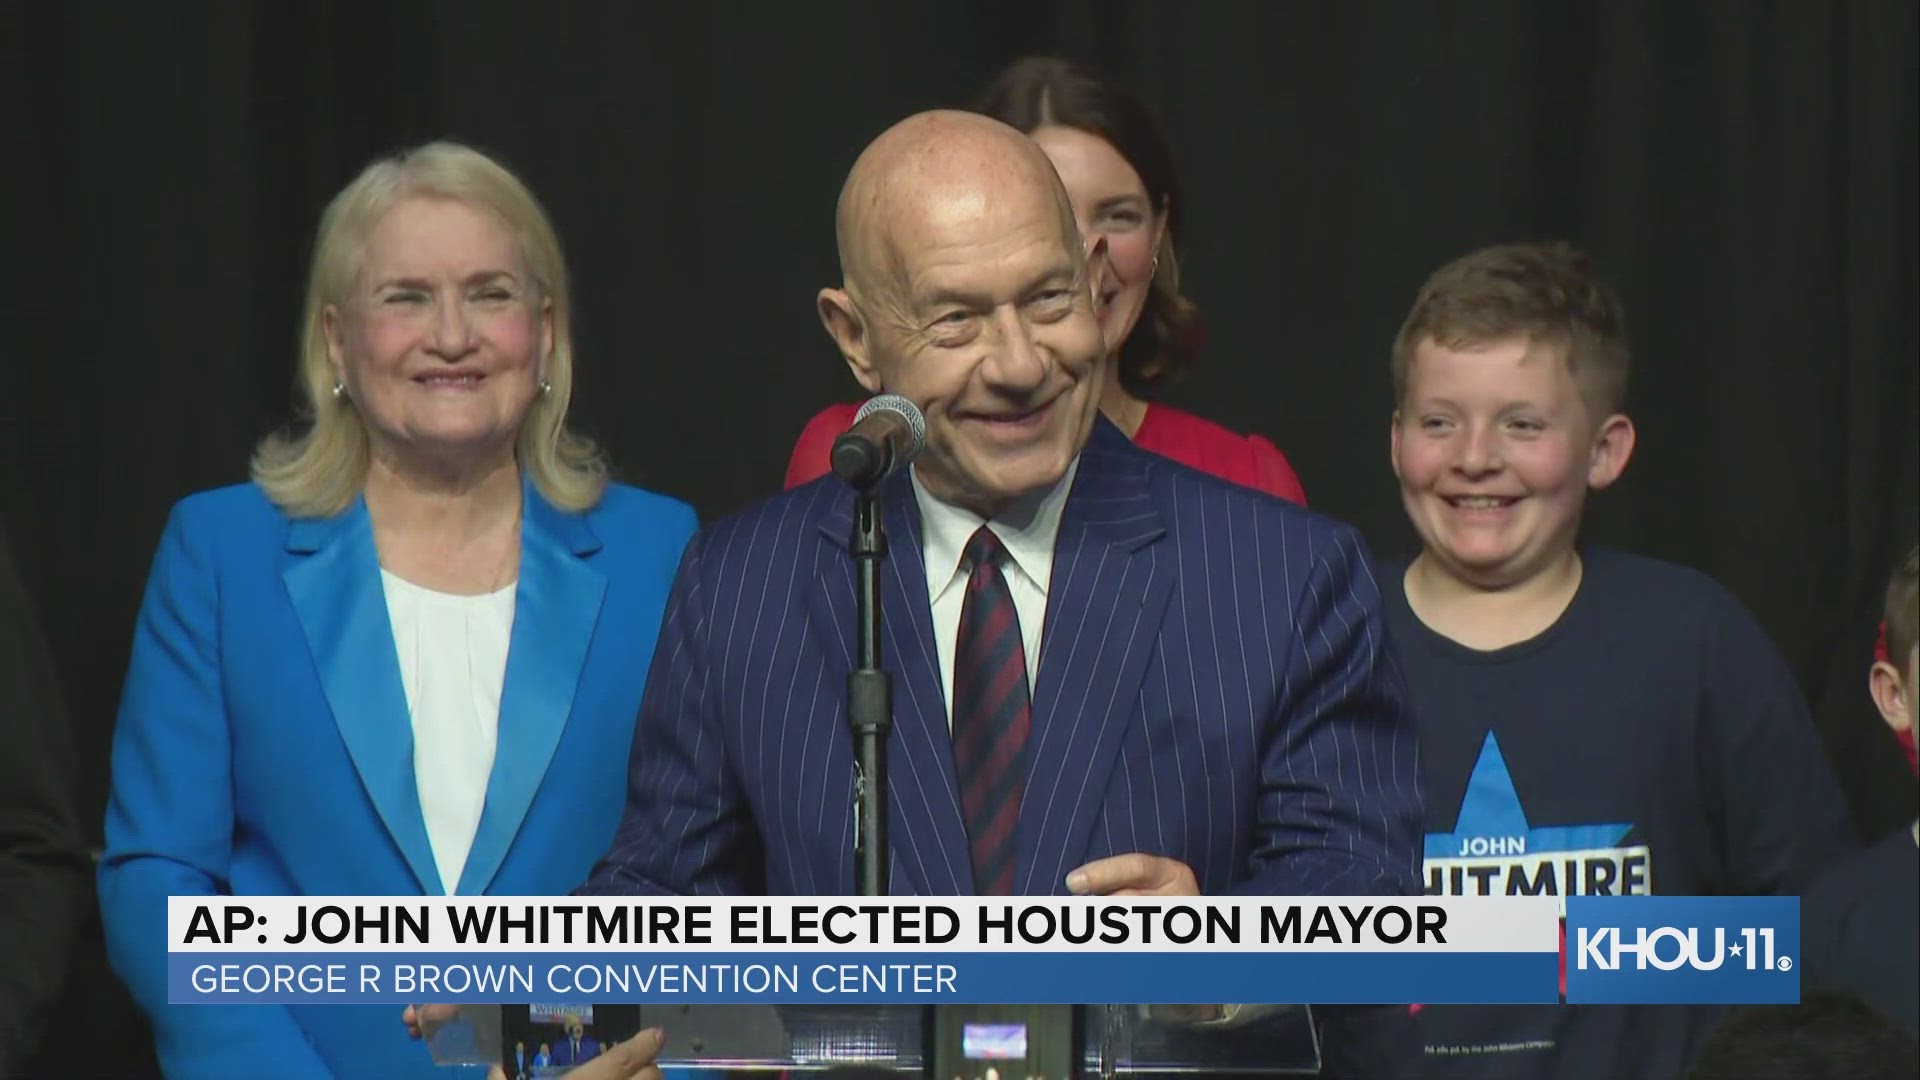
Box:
[785,56,1307,504]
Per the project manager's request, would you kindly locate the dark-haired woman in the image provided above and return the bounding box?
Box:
[785,56,1307,503]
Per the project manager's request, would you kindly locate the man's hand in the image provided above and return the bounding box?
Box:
[487,1028,666,1080]
[401,1003,461,1040]
[1065,858,1255,1029]
[1065,853,1199,896]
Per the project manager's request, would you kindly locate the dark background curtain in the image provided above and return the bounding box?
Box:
[2,2,1913,1075]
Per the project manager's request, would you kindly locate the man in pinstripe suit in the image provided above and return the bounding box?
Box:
[579,111,1421,909]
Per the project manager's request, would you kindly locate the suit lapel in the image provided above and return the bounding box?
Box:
[808,476,973,895]
[283,501,440,895]
[458,482,606,895]
[1018,420,1174,894]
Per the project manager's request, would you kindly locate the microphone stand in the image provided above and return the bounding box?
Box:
[848,481,891,897]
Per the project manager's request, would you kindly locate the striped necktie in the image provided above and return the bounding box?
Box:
[951,526,1032,895]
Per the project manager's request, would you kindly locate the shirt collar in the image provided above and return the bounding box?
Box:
[912,456,1079,605]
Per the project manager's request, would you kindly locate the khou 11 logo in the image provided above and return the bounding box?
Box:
[1563,896,1799,1005]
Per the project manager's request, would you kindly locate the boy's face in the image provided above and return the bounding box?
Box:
[1869,645,1917,740]
[1392,335,1634,590]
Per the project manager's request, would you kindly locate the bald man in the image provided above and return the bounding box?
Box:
[579,111,1421,903]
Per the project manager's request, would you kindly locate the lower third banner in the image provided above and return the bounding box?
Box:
[170,950,1557,1005]
[161,896,1804,1007]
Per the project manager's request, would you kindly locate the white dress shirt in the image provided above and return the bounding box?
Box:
[911,458,1078,726]
[381,570,515,894]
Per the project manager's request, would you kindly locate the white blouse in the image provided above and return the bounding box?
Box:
[381,570,516,895]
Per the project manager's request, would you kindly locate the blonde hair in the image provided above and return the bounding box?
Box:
[251,141,606,517]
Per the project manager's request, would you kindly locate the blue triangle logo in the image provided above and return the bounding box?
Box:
[1424,732,1634,860]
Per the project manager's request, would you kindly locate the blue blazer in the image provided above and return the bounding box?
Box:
[99,478,696,1080]
[581,418,1424,898]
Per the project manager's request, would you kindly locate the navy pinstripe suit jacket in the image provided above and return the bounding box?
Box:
[581,419,1423,898]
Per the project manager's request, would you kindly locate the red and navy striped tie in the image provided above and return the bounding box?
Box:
[951,526,1031,896]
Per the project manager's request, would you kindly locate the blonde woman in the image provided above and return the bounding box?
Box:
[99,142,695,1079]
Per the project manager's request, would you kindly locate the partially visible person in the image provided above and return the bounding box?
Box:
[1687,990,1917,1080]
[786,56,1307,504]
[1379,241,1856,1078]
[1803,544,1919,1038]
[1817,603,1919,842]
[0,527,90,1077]
[1880,620,1919,771]
[98,142,697,1079]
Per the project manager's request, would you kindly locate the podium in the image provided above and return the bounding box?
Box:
[432,1003,1322,1076]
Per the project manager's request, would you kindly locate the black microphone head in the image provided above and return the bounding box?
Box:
[830,436,887,488]
[831,394,926,487]
[854,394,926,455]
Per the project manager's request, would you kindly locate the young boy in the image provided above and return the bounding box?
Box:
[1802,544,1918,1037]
[1382,241,1857,1078]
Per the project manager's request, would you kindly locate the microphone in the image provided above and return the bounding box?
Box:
[832,394,926,488]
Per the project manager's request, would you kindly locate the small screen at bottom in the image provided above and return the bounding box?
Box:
[962,1023,1028,1060]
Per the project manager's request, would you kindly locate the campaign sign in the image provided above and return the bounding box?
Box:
[1564,896,1798,1005]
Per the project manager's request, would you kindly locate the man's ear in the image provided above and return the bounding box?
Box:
[817,287,883,395]
[1587,413,1637,490]
[1085,235,1115,299]
[1084,235,1121,350]
[1869,660,1914,736]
